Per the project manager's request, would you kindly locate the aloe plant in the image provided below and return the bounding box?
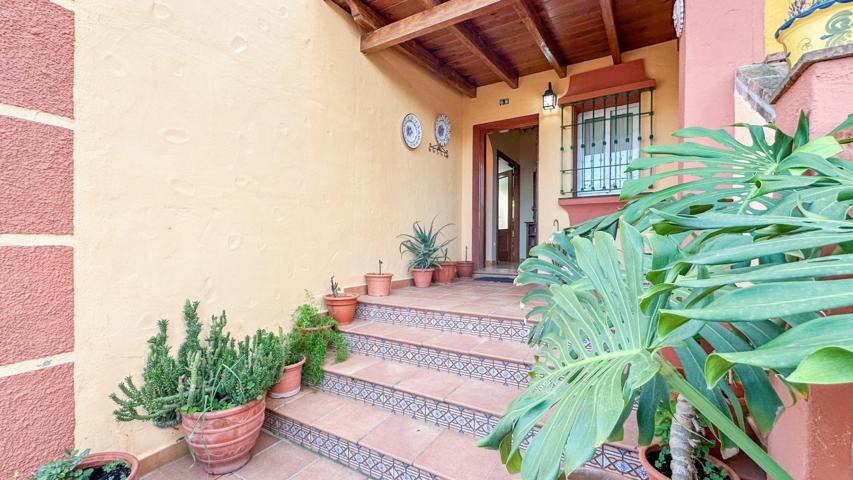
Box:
[398,218,454,271]
[484,113,853,480]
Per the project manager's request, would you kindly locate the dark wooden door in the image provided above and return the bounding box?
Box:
[496,156,521,263]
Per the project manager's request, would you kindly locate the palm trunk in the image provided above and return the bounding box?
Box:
[668,393,702,480]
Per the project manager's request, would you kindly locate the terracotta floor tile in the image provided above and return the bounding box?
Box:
[231,441,318,480]
[445,379,521,415]
[422,331,488,353]
[395,368,467,401]
[471,339,534,363]
[349,322,423,343]
[151,455,220,479]
[359,415,443,463]
[288,457,366,479]
[487,461,521,479]
[251,431,280,456]
[274,389,347,423]
[338,319,373,332]
[350,360,423,387]
[414,430,499,480]
[324,353,381,375]
[312,401,391,443]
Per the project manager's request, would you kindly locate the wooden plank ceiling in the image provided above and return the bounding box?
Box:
[331,0,675,97]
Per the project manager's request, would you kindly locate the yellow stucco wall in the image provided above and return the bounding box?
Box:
[458,40,680,248]
[766,0,791,54]
[73,0,464,458]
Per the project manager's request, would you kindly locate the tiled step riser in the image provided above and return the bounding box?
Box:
[264,414,438,480]
[343,332,530,388]
[317,373,646,480]
[356,303,530,343]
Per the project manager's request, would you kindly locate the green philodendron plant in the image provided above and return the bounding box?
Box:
[480,113,853,480]
[398,218,454,271]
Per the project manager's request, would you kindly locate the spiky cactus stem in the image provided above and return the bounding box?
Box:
[669,393,702,480]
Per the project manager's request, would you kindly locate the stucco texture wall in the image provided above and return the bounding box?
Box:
[72,0,463,458]
[459,40,680,248]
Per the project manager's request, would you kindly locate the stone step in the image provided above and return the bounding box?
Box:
[339,319,534,388]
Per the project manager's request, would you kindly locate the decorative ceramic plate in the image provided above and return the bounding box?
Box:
[402,113,422,149]
[435,114,452,146]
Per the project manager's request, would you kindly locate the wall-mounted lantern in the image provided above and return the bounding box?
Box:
[542,82,557,110]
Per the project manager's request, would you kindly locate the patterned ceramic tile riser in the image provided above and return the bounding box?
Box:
[343,332,530,388]
[264,413,437,480]
[318,373,647,480]
[356,303,530,343]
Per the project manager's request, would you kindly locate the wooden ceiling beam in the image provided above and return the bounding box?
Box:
[512,0,566,78]
[420,0,518,88]
[360,0,516,54]
[598,0,622,64]
[344,0,477,97]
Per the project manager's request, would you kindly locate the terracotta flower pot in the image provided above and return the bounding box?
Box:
[365,273,393,296]
[78,452,139,480]
[456,260,474,278]
[324,294,358,325]
[268,357,305,399]
[434,261,457,284]
[639,444,741,480]
[411,268,435,288]
[180,397,265,475]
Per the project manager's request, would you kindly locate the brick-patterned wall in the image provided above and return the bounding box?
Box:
[0,0,75,476]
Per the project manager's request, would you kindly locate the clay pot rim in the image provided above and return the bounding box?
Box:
[639,444,741,480]
[284,356,306,369]
[456,260,474,265]
[365,273,394,277]
[180,396,265,421]
[77,452,139,477]
[411,267,436,272]
[323,293,358,302]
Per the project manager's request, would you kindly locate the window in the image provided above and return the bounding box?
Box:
[575,102,640,196]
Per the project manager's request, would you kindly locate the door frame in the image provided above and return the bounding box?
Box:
[495,150,521,263]
[472,114,538,269]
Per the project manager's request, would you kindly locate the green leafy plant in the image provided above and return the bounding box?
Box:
[398,219,453,270]
[30,449,93,480]
[482,114,853,480]
[291,292,349,385]
[111,300,284,424]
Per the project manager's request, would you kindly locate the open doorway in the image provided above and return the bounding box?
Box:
[472,114,539,276]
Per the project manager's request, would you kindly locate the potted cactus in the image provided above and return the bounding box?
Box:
[323,276,358,325]
[365,259,393,296]
[433,248,457,284]
[456,246,475,278]
[399,219,453,288]
[268,329,306,398]
[110,301,284,475]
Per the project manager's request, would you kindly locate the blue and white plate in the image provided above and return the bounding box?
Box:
[402,113,422,149]
[435,114,452,146]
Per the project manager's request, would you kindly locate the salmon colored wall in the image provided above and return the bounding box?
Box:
[459,40,680,245]
[67,0,462,464]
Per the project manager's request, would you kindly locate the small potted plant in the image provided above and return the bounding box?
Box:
[292,293,349,385]
[638,402,740,480]
[30,449,139,480]
[365,259,394,296]
[268,329,306,398]
[398,219,453,288]
[456,246,475,278]
[110,300,284,475]
[433,248,457,284]
[776,0,853,67]
[323,276,358,325]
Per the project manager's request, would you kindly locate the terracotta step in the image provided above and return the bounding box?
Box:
[340,319,534,387]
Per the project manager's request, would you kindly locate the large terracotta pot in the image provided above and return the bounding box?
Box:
[434,261,457,284]
[456,260,475,278]
[78,452,139,480]
[324,294,358,325]
[365,273,393,296]
[180,397,265,474]
[411,268,435,288]
[639,444,741,480]
[268,357,305,399]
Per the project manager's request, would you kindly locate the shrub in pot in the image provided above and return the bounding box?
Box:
[110,300,284,475]
[292,293,349,386]
[268,330,306,399]
[456,246,475,278]
[323,275,358,325]
[434,249,457,284]
[365,259,393,296]
[399,219,453,288]
[30,448,138,480]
